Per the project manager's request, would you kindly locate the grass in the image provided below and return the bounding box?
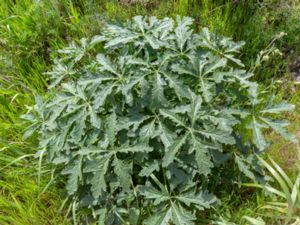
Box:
[0,71,70,223]
[266,110,300,177]
[0,0,299,224]
[0,161,69,225]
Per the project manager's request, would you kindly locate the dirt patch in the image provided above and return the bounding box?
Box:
[277,144,298,169]
[281,129,300,169]
[267,128,300,175]
[290,57,300,84]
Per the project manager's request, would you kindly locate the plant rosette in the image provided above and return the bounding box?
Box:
[23,16,296,225]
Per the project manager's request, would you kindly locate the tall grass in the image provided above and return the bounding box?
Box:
[0,86,70,224]
[244,156,300,224]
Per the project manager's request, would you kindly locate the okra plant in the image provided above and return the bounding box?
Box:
[23,16,296,224]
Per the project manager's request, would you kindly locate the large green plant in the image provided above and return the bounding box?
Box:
[23,16,296,224]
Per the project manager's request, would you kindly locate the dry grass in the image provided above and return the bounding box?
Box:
[267,109,300,176]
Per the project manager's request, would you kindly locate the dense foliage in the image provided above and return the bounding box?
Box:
[23,16,296,224]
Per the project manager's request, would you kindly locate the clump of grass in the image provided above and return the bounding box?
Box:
[0,76,69,224]
[0,158,70,225]
[243,156,300,224]
[0,115,69,224]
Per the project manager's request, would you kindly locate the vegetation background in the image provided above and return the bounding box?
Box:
[0,0,299,224]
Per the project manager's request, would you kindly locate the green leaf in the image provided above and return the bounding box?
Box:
[23,122,39,139]
[133,16,145,33]
[235,155,265,183]
[83,154,112,198]
[93,84,115,109]
[159,121,175,149]
[113,144,153,154]
[104,27,139,49]
[189,94,202,126]
[113,158,132,192]
[144,208,172,225]
[61,157,82,195]
[47,60,77,88]
[139,160,160,177]
[96,54,119,75]
[151,73,168,107]
[189,134,214,176]
[162,72,190,100]
[90,35,106,46]
[89,106,101,129]
[261,102,295,114]
[176,190,216,209]
[128,208,140,225]
[171,201,196,225]
[249,117,268,150]
[195,127,235,145]
[78,75,114,86]
[163,133,188,167]
[107,111,117,146]
[139,119,159,142]
[198,76,214,103]
[243,216,266,225]
[260,117,296,142]
[138,184,170,205]
[159,109,186,128]
[97,208,107,225]
[175,16,194,52]
[235,155,257,181]
[199,28,245,67]
[195,149,213,176]
[203,58,227,76]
